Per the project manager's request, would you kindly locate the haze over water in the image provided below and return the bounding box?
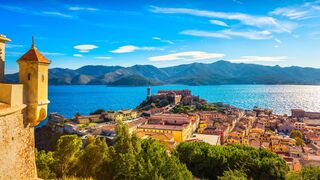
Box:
[48,85,320,119]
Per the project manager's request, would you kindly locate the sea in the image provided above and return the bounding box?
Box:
[41,85,320,126]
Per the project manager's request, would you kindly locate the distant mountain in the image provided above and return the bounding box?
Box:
[5,61,320,86]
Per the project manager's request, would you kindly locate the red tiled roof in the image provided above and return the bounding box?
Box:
[17,46,50,64]
[138,124,185,131]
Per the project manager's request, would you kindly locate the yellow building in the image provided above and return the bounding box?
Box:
[226,130,245,145]
[136,131,176,149]
[137,123,193,142]
[106,109,138,121]
[17,37,51,126]
[0,35,50,179]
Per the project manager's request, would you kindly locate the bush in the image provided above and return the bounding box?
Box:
[174,142,289,180]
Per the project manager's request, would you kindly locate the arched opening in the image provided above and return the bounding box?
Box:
[28,73,31,80]
[39,108,47,121]
[42,74,45,82]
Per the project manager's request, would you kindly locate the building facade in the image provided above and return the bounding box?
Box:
[0,35,50,179]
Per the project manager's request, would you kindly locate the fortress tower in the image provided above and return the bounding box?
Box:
[17,36,51,126]
[0,35,50,179]
[0,34,11,82]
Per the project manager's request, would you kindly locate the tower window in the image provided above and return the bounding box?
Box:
[42,75,44,82]
[28,73,31,80]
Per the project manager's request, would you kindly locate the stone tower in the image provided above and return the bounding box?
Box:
[0,34,11,82]
[17,36,51,126]
[1,35,50,179]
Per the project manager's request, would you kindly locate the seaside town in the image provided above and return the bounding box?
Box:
[44,88,320,172]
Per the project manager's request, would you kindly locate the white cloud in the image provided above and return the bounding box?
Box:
[270,8,308,19]
[150,6,296,33]
[228,56,288,63]
[231,0,243,4]
[271,1,320,20]
[74,44,98,52]
[73,54,83,57]
[181,29,272,40]
[152,37,174,44]
[110,45,159,53]
[181,30,231,39]
[94,56,112,59]
[223,29,272,40]
[6,44,23,48]
[274,38,282,44]
[0,5,74,19]
[42,52,65,56]
[68,6,98,11]
[149,51,225,62]
[41,11,73,18]
[209,19,229,27]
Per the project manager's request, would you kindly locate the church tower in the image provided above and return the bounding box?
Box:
[17,37,51,126]
[0,34,11,82]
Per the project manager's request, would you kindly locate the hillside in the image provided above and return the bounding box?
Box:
[5,61,320,86]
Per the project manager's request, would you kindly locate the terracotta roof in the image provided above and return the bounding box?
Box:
[17,46,51,64]
[17,37,50,64]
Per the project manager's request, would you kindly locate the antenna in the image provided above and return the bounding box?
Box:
[32,36,35,48]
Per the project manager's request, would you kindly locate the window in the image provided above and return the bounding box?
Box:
[28,73,31,80]
[42,75,45,82]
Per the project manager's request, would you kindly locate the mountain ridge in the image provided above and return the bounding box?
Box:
[5,60,320,86]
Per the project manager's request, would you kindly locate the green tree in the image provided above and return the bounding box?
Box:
[175,142,289,180]
[108,120,143,179]
[140,138,192,180]
[289,130,303,139]
[89,109,105,115]
[286,165,320,180]
[35,149,56,179]
[218,170,247,180]
[53,135,82,177]
[75,137,109,178]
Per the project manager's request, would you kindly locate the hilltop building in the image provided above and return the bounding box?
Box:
[0,35,50,179]
[291,109,320,119]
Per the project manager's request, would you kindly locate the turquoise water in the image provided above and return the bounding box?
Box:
[45,85,320,124]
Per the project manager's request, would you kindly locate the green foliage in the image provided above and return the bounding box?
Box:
[76,137,109,178]
[54,135,82,177]
[137,96,171,110]
[139,138,192,180]
[286,165,320,180]
[171,105,195,114]
[218,169,247,180]
[35,149,56,179]
[174,142,289,180]
[36,121,191,180]
[196,103,222,112]
[89,109,105,115]
[171,103,222,114]
[290,130,303,139]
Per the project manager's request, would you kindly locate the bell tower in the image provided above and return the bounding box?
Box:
[17,36,51,126]
[0,34,11,82]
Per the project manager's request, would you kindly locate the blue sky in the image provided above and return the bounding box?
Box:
[1,0,320,73]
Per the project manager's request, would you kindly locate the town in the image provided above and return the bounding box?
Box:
[44,88,320,172]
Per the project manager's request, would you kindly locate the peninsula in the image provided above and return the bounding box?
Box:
[40,88,320,172]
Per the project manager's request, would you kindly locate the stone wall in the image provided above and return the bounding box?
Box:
[0,105,37,179]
